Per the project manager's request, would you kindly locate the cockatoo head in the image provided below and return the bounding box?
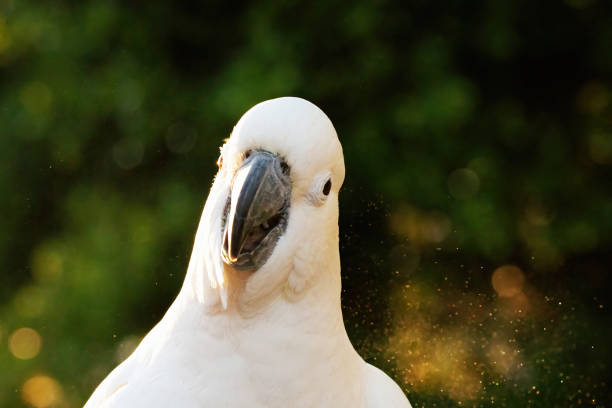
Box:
[187,97,345,311]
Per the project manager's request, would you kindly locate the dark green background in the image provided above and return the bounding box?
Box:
[1,0,611,406]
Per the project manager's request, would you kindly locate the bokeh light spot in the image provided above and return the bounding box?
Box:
[390,206,452,245]
[524,202,554,226]
[447,168,480,199]
[588,131,612,165]
[0,16,11,55]
[14,286,47,318]
[488,342,518,375]
[506,291,530,315]
[115,78,144,113]
[112,138,144,169]
[492,265,525,298]
[577,82,608,114]
[19,81,53,115]
[165,122,197,154]
[22,375,63,408]
[9,327,42,360]
[31,247,63,283]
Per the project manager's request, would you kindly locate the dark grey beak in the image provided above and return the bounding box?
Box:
[222,150,291,270]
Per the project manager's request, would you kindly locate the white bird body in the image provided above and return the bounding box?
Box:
[85,97,411,408]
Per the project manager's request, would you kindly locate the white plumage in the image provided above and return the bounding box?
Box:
[85,97,412,407]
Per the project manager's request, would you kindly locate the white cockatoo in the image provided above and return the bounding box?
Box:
[85,97,412,407]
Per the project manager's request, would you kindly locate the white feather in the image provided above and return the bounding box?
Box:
[85,97,412,408]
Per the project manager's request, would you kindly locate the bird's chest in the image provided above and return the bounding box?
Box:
[142,323,364,407]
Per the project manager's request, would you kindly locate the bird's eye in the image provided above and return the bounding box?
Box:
[244,150,252,160]
[217,154,223,169]
[322,179,331,196]
[307,172,332,206]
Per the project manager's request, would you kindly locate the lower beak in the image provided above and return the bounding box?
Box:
[222,151,290,268]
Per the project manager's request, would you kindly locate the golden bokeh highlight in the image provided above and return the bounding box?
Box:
[487,341,519,375]
[31,247,64,283]
[19,81,54,115]
[22,375,63,408]
[14,286,47,318]
[9,327,42,360]
[387,284,490,402]
[390,205,451,246]
[385,277,544,403]
[499,291,531,318]
[491,265,524,298]
[390,326,484,401]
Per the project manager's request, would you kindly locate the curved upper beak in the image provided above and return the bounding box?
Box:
[222,150,291,268]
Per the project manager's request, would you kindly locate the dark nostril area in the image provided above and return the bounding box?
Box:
[280,161,289,175]
[261,213,282,231]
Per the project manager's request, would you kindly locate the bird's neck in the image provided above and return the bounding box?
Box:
[180,253,342,326]
[163,260,362,407]
[171,258,354,367]
[175,229,347,337]
[162,228,362,404]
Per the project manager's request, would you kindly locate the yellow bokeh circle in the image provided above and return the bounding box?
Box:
[22,375,63,408]
[9,327,42,360]
[491,265,525,298]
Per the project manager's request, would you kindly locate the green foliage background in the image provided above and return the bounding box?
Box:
[1,0,611,406]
